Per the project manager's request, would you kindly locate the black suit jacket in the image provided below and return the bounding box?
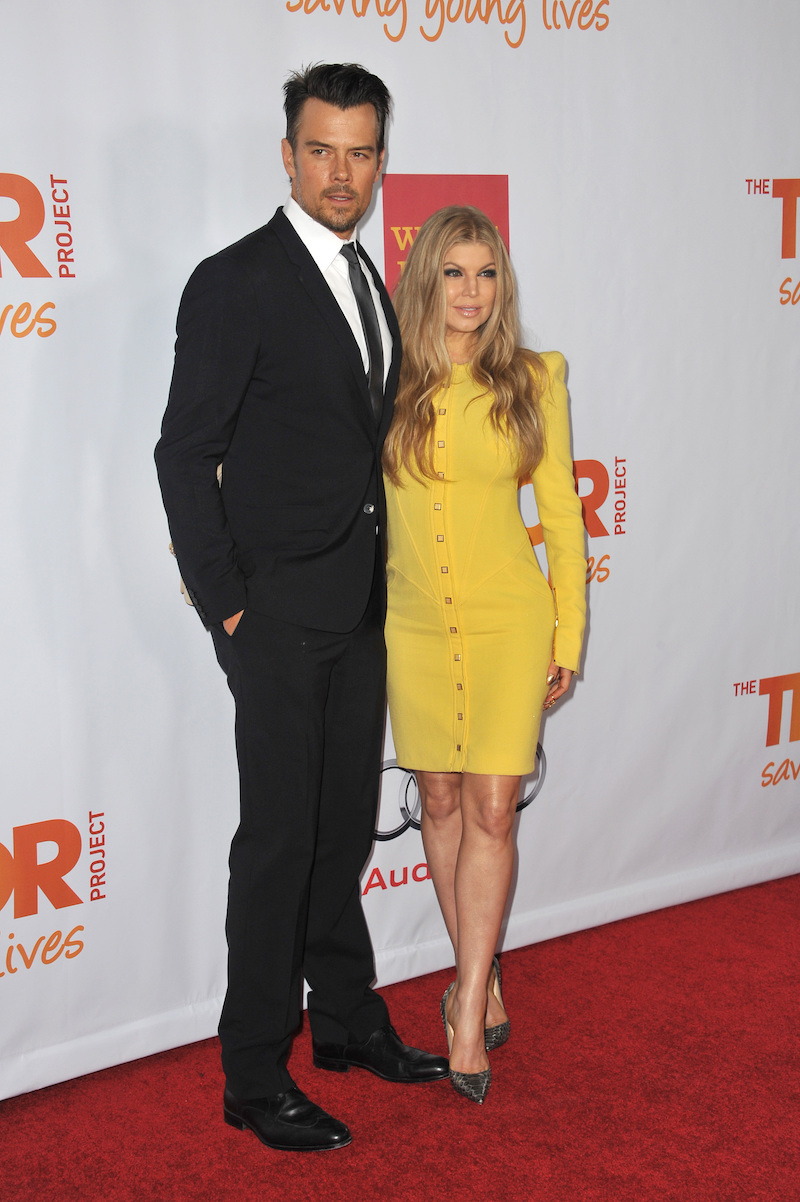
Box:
[155,208,401,633]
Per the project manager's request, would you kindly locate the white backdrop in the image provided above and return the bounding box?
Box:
[2,1,799,1100]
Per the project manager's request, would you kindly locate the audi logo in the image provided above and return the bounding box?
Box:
[374,744,547,841]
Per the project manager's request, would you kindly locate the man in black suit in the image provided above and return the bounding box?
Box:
[155,64,447,1152]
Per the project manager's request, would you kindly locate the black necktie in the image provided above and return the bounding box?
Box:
[340,242,384,424]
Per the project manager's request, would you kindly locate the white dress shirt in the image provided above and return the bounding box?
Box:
[284,195,392,385]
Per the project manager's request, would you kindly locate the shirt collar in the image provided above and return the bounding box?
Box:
[284,195,357,275]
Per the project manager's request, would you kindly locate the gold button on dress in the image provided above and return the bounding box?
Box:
[384,352,586,775]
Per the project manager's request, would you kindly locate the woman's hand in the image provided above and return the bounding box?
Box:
[543,661,573,710]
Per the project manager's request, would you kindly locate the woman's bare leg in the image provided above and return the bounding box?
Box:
[416,770,463,948]
[417,770,520,1075]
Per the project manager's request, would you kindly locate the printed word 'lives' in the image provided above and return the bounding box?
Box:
[1,926,84,979]
[0,301,56,338]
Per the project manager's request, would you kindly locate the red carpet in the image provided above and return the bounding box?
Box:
[3,875,799,1200]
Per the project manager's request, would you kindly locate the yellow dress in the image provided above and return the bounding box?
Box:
[384,352,586,775]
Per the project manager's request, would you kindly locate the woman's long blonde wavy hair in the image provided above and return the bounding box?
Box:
[383,205,547,484]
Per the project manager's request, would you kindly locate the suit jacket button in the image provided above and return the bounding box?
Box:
[363,503,375,514]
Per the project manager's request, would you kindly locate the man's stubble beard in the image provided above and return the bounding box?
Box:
[295,183,368,236]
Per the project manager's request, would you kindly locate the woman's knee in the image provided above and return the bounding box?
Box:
[471,798,515,841]
[417,773,461,823]
[461,778,520,841]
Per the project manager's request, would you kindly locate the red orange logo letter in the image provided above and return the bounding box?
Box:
[759,673,800,747]
[0,820,82,917]
[0,174,51,278]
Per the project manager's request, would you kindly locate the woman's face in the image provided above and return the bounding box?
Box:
[442,241,498,351]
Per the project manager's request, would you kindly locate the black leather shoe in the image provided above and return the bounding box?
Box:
[223,1085,352,1152]
[312,1024,449,1083]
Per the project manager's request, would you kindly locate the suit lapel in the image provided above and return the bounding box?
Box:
[270,210,400,432]
[270,210,374,413]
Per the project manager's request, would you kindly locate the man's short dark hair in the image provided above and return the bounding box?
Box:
[284,63,392,154]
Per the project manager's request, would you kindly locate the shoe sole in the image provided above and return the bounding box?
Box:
[224,1108,352,1152]
[312,1053,448,1083]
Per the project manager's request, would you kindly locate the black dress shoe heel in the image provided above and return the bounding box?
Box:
[440,984,492,1105]
[312,1051,350,1072]
[484,955,510,1051]
[223,1106,246,1130]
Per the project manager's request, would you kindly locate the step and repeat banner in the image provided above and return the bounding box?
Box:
[2,1,799,1098]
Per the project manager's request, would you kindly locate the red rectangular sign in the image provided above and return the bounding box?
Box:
[382,174,510,294]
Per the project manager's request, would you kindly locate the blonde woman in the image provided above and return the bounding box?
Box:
[383,206,586,1103]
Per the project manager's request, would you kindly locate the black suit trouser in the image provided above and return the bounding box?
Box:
[210,566,389,1098]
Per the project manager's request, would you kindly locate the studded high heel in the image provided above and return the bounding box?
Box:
[440,983,491,1104]
[484,956,510,1051]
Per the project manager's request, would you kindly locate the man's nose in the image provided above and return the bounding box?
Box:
[331,153,351,180]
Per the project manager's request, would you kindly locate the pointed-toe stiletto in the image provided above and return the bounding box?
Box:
[440,983,492,1104]
[484,956,510,1052]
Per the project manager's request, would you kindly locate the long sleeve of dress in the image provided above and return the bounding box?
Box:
[531,351,587,673]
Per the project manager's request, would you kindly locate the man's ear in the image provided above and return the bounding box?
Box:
[281,138,296,181]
